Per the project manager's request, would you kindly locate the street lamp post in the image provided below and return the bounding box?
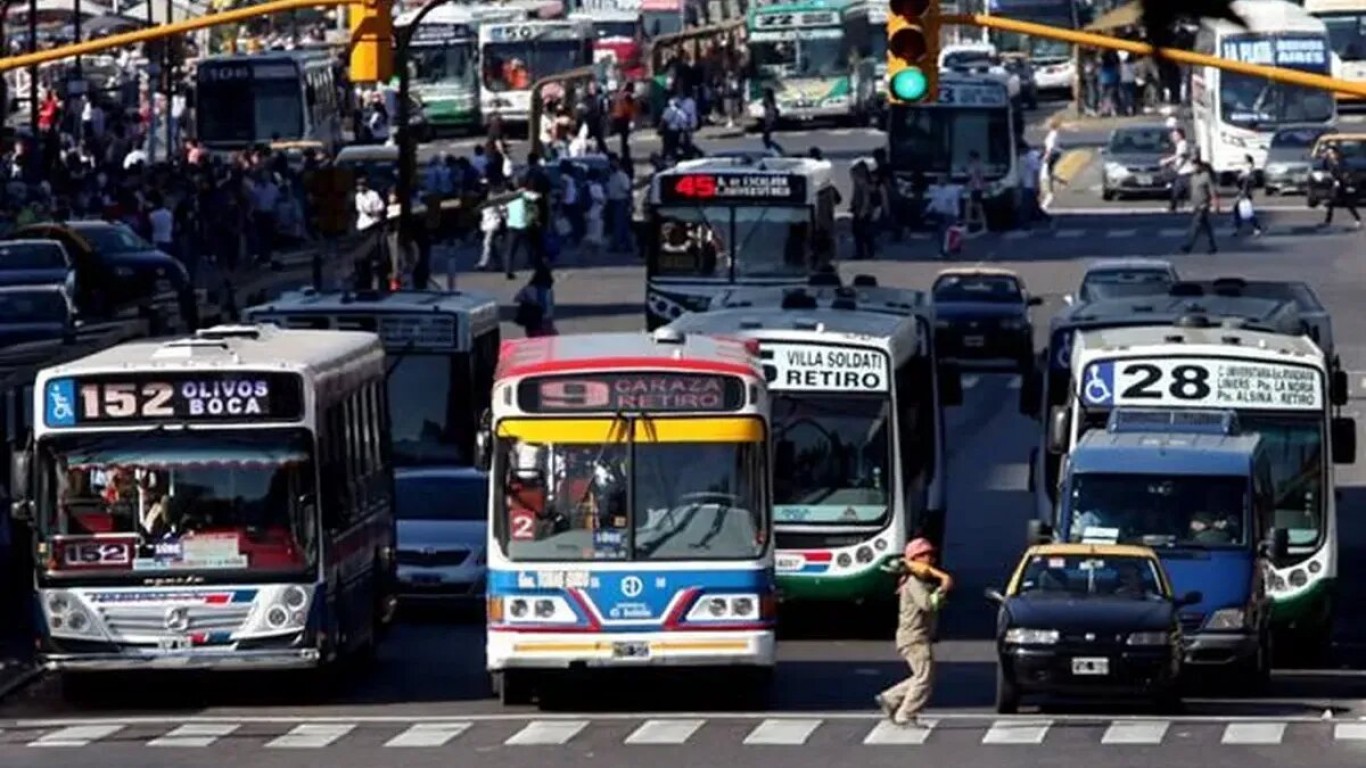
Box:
[393,0,448,291]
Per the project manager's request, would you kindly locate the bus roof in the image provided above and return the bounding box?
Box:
[1203,0,1324,33]
[244,289,501,342]
[1049,293,1306,337]
[667,306,917,348]
[1071,431,1261,476]
[569,9,639,21]
[197,50,331,65]
[37,324,382,379]
[496,329,762,380]
[1075,323,1324,363]
[709,283,932,319]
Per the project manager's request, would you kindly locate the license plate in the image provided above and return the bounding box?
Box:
[612,641,650,659]
[776,554,806,572]
[1135,174,1153,185]
[1071,657,1109,676]
[963,335,985,348]
[156,635,191,652]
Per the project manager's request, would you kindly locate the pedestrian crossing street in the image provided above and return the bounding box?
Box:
[7,715,1366,750]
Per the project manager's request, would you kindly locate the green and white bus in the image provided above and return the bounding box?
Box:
[667,284,959,605]
[395,5,525,133]
[746,0,854,124]
[843,0,888,123]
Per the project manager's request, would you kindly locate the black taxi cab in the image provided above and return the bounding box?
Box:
[931,267,1040,373]
[985,543,1198,714]
[1307,133,1366,208]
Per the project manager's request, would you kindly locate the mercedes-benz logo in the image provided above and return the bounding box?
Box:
[164,606,190,632]
[621,576,643,598]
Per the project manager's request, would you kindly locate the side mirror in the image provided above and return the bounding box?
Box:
[473,409,493,471]
[938,361,963,407]
[1264,527,1290,562]
[1026,519,1053,545]
[1046,404,1071,455]
[1027,296,1043,307]
[1018,367,1041,418]
[1176,590,1203,608]
[984,588,1006,604]
[1332,369,1349,406]
[10,449,30,502]
[1332,417,1356,465]
[1062,294,1074,306]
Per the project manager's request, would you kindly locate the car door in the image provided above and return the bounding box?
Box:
[35,227,109,316]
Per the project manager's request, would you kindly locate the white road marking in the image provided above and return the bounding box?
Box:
[624,719,705,745]
[29,724,125,747]
[961,375,981,389]
[1158,228,1187,237]
[982,719,1051,744]
[1334,723,1366,740]
[504,720,588,745]
[148,723,240,748]
[265,724,357,749]
[742,718,823,745]
[1054,229,1086,238]
[863,719,937,744]
[1105,229,1139,238]
[1221,722,1286,744]
[1101,720,1170,744]
[383,722,472,747]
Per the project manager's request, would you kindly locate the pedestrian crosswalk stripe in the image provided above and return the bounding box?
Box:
[505,720,588,745]
[742,718,822,745]
[1105,229,1139,238]
[625,719,705,745]
[863,719,936,744]
[1333,723,1366,740]
[1221,722,1286,744]
[982,719,1051,744]
[1102,721,1169,744]
[148,723,240,748]
[266,724,356,749]
[29,724,125,747]
[384,723,472,748]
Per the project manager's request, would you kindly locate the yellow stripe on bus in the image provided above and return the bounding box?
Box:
[496,417,765,444]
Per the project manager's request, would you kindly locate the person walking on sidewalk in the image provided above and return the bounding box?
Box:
[1320,145,1363,229]
[1232,154,1263,237]
[1162,124,1194,212]
[1180,160,1219,255]
[760,88,784,155]
[876,538,953,726]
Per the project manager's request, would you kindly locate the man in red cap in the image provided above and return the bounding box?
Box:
[876,537,953,725]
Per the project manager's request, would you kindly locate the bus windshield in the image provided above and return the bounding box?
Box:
[197,76,305,144]
[388,354,464,466]
[1321,14,1366,61]
[772,394,892,525]
[410,42,477,87]
[37,429,318,575]
[496,427,766,562]
[652,206,813,280]
[750,34,846,79]
[1066,473,1250,549]
[482,39,584,91]
[889,106,1013,178]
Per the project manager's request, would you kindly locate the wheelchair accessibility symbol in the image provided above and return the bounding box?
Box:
[45,378,76,427]
[1083,363,1114,405]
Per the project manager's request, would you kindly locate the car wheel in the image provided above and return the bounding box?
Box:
[1102,188,1116,202]
[994,665,1020,714]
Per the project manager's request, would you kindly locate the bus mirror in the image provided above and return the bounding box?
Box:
[1018,368,1040,418]
[9,449,29,503]
[1331,369,1349,406]
[938,363,963,407]
[475,429,492,472]
[1332,417,1356,465]
[1046,405,1071,455]
[1264,527,1289,562]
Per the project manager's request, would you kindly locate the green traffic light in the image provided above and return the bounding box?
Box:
[890,67,928,101]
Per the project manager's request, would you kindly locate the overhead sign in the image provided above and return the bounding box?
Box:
[379,314,457,349]
[517,373,747,413]
[44,371,305,428]
[660,173,807,204]
[1220,35,1329,70]
[754,10,839,27]
[938,80,1010,107]
[1079,358,1323,411]
[761,343,890,392]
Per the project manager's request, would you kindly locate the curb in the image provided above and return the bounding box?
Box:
[0,663,42,701]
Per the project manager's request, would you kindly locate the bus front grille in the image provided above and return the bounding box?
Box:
[98,604,254,639]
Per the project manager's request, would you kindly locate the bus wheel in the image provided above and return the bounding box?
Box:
[494,670,534,706]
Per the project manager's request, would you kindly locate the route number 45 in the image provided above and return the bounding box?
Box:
[1120,363,1212,401]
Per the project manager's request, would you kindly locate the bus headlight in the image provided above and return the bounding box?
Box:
[243,585,313,635]
[510,599,529,618]
[533,599,555,618]
[686,594,761,622]
[43,590,103,640]
[500,596,578,624]
[283,586,308,610]
[1289,569,1308,587]
[856,546,875,564]
[1204,608,1246,630]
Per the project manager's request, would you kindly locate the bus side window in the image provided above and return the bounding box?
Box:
[322,402,350,530]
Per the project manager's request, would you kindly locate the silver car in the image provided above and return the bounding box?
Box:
[395,467,489,603]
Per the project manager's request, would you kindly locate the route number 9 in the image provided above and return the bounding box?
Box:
[538,380,611,409]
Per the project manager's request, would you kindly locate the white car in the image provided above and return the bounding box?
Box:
[395,466,489,604]
[939,43,1021,99]
[1066,258,1181,305]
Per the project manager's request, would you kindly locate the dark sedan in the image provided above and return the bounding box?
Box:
[0,284,78,348]
[1263,126,1331,196]
[1100,125,1174,200]
[1307,133,1366,208]
[932,268,1038,372]
[987,544,1197,713]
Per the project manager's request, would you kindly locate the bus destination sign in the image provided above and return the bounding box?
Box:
[660,173,807,204]
[44,371,306,428]
[518,373,747,413]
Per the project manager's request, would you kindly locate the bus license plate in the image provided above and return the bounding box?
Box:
[776,554,805,572]
[1071,657,1108,676]
[612,641,650,659]
[157,636,191,652]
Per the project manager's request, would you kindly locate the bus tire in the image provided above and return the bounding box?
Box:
[494,670,534,706]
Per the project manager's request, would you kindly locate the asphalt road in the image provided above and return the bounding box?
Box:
[8,112,1366,765]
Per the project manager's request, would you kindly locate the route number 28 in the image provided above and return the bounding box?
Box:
[1121,363,1212,401]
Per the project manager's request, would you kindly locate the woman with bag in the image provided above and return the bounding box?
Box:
[513,265,557,338]
[1232,154,1263,237]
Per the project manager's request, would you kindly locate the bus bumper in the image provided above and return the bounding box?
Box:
[41,647,323,672]
[487,629,775,670]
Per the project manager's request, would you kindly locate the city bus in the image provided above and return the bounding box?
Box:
[983,0,1081,94]
[843,0,888,124]
[477,328,776,705]
[478,18,595,126]
[244,289,501,468]
[1191,0,1335,178]
[1304,0,1366,107]
[194,51,344,155]
[745,0,853,124]
[569,7,649,82]
[666,292,952,609]
[15,324,397,674]
[396,5,527,133]
[643,156,838,329]
[1062,323,1353,654]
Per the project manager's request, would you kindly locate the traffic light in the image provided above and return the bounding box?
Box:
[887,0,940,104]
[348,0,394,84]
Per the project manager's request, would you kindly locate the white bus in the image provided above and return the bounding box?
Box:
[478,19,595,125]
[666,293,952,609]
[1190,0,1335,178]
[194,51,344,154]
[396,6,527,134]
[1304,0,1366,106]
[16,325,397,674]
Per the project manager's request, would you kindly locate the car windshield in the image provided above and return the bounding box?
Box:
[397,473,487,521]
[1067,473,1249,549]
[1080,270,1174,301]
[933,275,1022,303]
[772,394,892,526]
[37,429,319,576]
[495,421,766,562]
[1108,129,1173,154]
[0,290,67,322]
[1015,553,1167,600]
[651,206,813,280]
[76,224,154,254]
[0,243,65,270]
[1272,128,1325,148]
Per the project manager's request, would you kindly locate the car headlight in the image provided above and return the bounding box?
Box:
[685,593,761,622]
[1204,608,1246,630]
[44,590,104,640]
[1127,631,1170,646]
[1104,162,1130,178]
[1004,628,1059,644]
